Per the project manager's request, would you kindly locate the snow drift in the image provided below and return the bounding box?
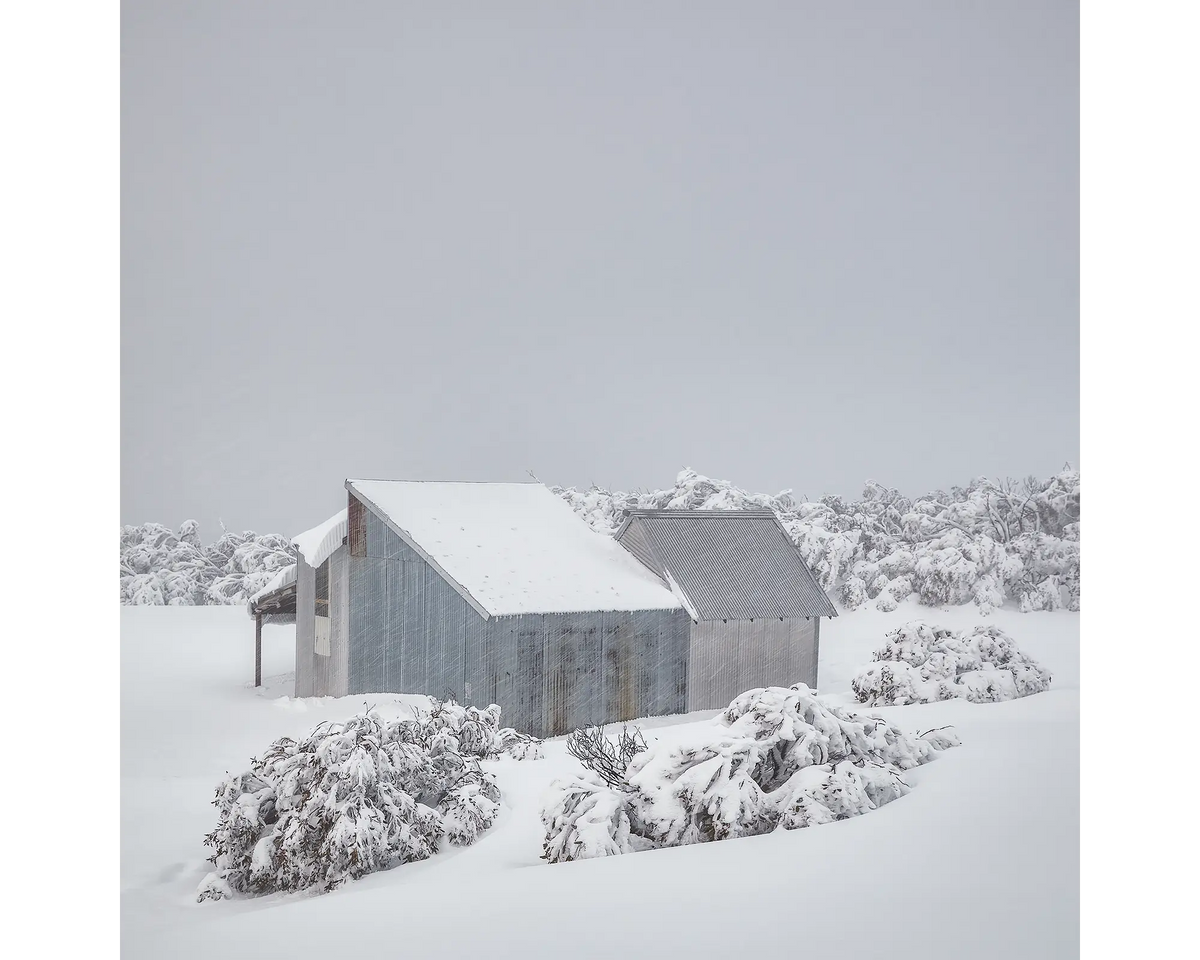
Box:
[541,684,958,863]
[851,621,1053,706]
[198,699,541,900]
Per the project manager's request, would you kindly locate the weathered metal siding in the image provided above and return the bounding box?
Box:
[294,555,315,697]
[686,617,820,711]
[532,608,689,737]
[292,550,350,698]
[321,545,350,697]
[336,493,694,736]
[812,616,821,689]
[345,546,691,735]
[621,512,838,620]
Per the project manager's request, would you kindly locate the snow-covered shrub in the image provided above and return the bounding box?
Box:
[198,702,541,901]
[417,697,544,761]
[541,684,958,863]
[553,467,1080,614]
[850,621,1052,706]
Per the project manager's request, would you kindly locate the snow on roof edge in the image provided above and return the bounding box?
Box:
[292,509,348,568]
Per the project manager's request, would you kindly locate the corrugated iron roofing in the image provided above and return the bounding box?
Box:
[615,509,838,621]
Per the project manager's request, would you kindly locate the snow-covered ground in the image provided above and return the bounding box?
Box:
[122,603,1078,959]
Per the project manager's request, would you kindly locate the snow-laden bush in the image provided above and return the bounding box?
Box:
[416,697,543,762]
[850,621,1053,706]
[553,467,1080,615]
[198,701,541,901]
[120,521,294,606]
[541,684,958,863]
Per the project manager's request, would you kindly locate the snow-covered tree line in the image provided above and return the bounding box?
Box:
[553,467,1081,615]
[198,699,541,901]
[541,684,958,863]
[120,520,294,606]
[122,466,1079,613]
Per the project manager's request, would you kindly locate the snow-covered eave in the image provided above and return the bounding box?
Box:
[249,563,297,603]
[485,598,684,619]
[292,509,348,570]
[246,563,297,616]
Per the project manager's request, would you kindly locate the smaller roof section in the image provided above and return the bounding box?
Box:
[614,509,838,621]
[292,509,348,569]
[345,480,682,617]
[247,563,297,618]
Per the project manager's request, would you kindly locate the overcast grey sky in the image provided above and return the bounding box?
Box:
[122,0,1078,537]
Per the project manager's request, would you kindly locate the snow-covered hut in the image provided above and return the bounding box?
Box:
[290,480,836,737]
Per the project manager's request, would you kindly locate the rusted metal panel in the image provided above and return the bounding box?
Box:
[544,614,604,735]
[348,494,366,557]
[514,620,545,735]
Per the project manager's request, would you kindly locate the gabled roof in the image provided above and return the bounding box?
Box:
[614,509,838,621]
[345,480,682,617]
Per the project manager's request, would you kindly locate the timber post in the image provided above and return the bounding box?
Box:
[255,612,262,687]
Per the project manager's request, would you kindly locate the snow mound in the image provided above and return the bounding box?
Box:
[851,621,1053,706]
[541,684,958,863]
[198,700,542,900]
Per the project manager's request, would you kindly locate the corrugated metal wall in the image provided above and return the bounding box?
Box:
[686,617,819,711]
[325,545,350,696]
[339,498,690,737]
[293,548,350,698]
[295,556,314,697]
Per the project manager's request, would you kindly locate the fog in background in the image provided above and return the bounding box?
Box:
[122,0,1078,537]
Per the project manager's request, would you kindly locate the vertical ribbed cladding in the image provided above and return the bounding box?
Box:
[615,518,667,580]
[294,554,316,697]
[630,511,837,621]
[686,616,818,710]
[326,544,350,697]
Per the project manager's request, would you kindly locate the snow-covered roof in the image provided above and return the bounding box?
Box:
[345,480,683,617]
[249,563,297,605]
[292,509,348,569]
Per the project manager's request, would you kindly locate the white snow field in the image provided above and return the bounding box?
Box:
[122,604,1078,959]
